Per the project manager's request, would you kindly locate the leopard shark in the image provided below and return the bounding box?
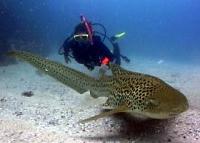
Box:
[7,50,189,123]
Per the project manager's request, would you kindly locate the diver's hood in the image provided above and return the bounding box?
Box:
[74,23,88,35]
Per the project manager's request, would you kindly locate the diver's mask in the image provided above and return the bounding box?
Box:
[73,33,89,42]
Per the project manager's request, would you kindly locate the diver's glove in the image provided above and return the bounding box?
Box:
[64,56,71,64]
[121,55,130,63]
[58,46,64,55]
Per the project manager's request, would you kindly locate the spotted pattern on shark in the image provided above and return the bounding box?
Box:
[7,50,189,123]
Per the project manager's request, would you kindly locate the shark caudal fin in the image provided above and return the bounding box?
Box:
[7,50,94,94]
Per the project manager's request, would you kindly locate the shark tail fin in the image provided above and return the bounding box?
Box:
[7,50,90,94]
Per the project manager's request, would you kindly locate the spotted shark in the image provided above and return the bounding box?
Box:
[7,50,189,123]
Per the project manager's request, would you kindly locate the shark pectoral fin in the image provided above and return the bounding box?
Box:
[102,97,115,109]
[78,105,127,124]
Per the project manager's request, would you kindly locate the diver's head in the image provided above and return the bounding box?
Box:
[73,16,93,44]
[73,23,90,43]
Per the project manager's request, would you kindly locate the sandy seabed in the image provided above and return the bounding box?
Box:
[0,56,200,143]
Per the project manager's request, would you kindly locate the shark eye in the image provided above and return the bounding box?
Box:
[146,98,159,107]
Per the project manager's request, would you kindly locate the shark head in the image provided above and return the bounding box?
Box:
[143,82,189,119]
[109,64,189,119]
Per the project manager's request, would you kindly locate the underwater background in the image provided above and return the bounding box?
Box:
[1,0,200,64]
[0,0,200,143]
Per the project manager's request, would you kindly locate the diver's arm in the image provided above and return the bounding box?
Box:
[94,36,114,60]
[58,34,73,55]
[62,38,72,63]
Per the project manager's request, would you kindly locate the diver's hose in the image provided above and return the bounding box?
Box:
[94,31,112,43]
[92,23,107,42]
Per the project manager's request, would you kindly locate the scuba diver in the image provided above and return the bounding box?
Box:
[59,15,130,70]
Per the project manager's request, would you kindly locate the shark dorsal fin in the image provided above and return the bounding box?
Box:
[109,64,130,76]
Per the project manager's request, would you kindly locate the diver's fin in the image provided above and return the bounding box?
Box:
[120,55,130,63]
[78,105,127,123]
[111,32,126,43]
[115,32,126,39]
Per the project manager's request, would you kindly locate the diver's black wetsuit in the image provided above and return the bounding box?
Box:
[62,35,120,70]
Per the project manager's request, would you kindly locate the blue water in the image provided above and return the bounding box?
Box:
[1,1,200,142]
[1,0,200,64]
